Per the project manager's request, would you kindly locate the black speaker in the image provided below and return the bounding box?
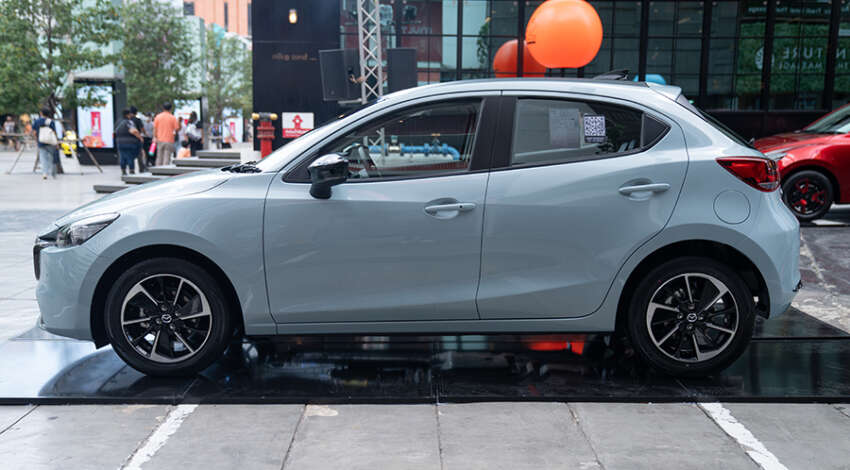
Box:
[387,48,417,93]
[319,49,360,101]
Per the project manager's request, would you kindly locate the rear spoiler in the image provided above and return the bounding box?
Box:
[592,69,630,81]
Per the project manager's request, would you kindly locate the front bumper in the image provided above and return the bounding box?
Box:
[35,243,105,341]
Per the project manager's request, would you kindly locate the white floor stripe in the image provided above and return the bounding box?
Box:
[121,404,199,470]
[698,402,788,470]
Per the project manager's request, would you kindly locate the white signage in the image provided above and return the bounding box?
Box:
[76,85,114,148]
[281,112,314,138]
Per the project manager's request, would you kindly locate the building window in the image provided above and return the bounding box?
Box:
[248,3,252,35]
[224,2,229,30]
[183,1,194,16]
[768,0,829,110]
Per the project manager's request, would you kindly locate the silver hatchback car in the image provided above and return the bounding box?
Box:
[35,79,800,377]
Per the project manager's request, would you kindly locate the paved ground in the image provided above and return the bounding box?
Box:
[2,148,850,469]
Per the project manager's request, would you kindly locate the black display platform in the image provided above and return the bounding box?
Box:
[1,308,847,404]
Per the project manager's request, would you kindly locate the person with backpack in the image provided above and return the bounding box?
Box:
[32,107,59,180]
[116,108,143,175]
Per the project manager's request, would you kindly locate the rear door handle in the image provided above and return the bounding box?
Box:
[424,202,476,214]
[618,183,670,195]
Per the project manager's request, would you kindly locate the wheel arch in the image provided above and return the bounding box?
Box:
[90,244,245,348]
[614,240,769,335]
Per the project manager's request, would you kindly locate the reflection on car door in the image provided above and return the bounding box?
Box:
[477,95,688,319]
[263,96,499,324]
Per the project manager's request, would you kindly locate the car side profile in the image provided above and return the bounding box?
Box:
[35,79,800,377]
[754,104,850,221]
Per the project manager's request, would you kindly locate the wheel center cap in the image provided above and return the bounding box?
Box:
[160,313,173,324]
[686,313,698,323]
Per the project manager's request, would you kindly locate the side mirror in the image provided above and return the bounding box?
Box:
[308,153,349,199]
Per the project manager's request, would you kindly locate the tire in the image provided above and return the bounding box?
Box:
[626,257,755,377]
[104,257,233,376]
[782,170,833,222]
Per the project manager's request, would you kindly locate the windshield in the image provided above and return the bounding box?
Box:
[254,99,385,172]
[675,94,754,148]
[804,104,850,134]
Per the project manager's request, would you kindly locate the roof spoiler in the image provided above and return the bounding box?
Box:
[593,69,630,81]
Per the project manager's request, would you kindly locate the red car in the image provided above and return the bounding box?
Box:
[754,104,850,221]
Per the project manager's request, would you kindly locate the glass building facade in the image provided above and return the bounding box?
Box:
[334,0,850,138]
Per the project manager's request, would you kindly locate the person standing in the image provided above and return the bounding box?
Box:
[32,107,58,180]
[153,102,179,166]
[186,111,202,156]
[129,106,146,172]
[3,115,19,151]
[142,112,155,168]
[116,108,143,175]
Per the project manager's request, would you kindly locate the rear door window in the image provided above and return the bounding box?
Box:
[510,98,669,167]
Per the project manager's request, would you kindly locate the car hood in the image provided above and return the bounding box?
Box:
[753,132,833,152]
[50,170,231,229]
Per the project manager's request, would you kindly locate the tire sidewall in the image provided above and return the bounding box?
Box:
[104,257,231,376]
[627,256,755,377]
[782,170,833,221]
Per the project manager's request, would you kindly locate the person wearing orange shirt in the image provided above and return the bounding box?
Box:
[153,102,180,166]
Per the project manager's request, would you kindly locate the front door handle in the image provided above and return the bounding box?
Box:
[618,183,670,196]
[424,202,476,214]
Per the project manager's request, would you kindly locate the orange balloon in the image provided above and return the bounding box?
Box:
[526,0,603,68]
[492,39,547,78]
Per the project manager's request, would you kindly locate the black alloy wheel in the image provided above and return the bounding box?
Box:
[627,257,755,377]
[782,170,833,222]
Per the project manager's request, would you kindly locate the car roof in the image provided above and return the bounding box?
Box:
[381,77,684,106]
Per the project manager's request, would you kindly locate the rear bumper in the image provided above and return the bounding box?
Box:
[757,193,801,318]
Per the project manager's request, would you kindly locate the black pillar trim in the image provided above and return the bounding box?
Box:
[638,0,649,81]
[698,0,713,108]
[824,0,841,110]
[518,1,526,78]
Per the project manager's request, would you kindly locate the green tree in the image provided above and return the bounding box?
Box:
[119,0,195,113]
[0,0,118,115]
[202,25,252,126]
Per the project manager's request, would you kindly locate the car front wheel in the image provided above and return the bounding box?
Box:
[627,257,755,377]
[104,257,232,376]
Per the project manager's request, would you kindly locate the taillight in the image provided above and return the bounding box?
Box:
[716,157,780,192]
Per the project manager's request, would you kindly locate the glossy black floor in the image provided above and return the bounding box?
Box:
[0,308,848,404]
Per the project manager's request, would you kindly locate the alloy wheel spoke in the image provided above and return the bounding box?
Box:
[126,283,159,307]
[122,316,153,326]
[649,302,679,315]
[704,322,736,335]
[684,275,693,303]
[173,278,184,306]
[697,287,728,314]
[691,334,705,361]
[178,311,211,321]
[172,330,196,354]
[655,324,680,346]
[148,329,168,361]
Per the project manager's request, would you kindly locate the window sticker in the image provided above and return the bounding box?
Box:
[549,107,580,148]
[583,115,606,143]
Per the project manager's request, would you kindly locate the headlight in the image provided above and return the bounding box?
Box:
[56,213,119,248]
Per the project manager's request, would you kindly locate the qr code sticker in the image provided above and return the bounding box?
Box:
[583,115,606,143]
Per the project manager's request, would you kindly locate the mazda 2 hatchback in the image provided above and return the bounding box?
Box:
[35,79,800,377]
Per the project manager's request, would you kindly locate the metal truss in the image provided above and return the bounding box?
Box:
[356,0,384,104]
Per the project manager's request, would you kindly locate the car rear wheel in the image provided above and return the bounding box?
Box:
[782,170,833,222]
[104,258,232,376]
[627,257,755,377]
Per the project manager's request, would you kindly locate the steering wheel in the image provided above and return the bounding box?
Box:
[345,142,382,178]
